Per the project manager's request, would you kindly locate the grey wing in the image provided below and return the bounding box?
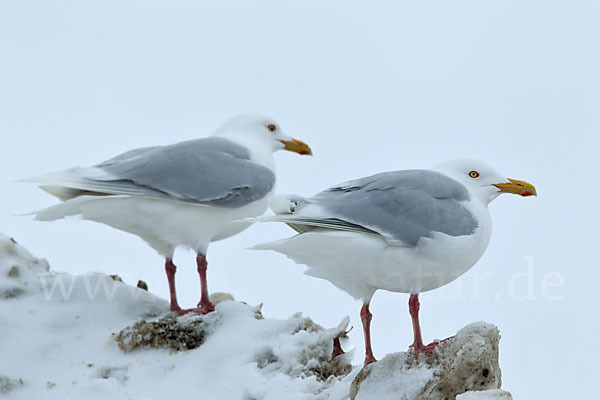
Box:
[286,170,478,245]
[32,137,276,208]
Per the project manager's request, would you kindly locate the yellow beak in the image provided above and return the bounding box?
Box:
[280,138,312,156]
[493,178,537,197]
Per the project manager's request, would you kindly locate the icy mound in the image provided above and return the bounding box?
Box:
[0,234,355,400]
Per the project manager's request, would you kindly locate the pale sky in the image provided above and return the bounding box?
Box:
[1,1,598,398]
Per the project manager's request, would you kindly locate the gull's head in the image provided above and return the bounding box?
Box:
[213,114,312,156]
[434,158,537,205]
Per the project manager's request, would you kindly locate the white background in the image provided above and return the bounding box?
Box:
[1,1,598,398]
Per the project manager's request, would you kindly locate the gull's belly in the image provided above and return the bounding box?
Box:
[371,202,492,293]
[42,194,270,256]
[372,228,491,293]
[143,196,269,251]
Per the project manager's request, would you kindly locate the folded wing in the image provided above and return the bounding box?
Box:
[268,170,478,246]
[28,137,276,208]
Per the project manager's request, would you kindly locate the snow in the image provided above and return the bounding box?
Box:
[0,233,359,400]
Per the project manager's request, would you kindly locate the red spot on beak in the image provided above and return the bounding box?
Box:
[521,191,533,197]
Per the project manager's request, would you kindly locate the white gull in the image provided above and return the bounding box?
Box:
[254,159,536,365]
[26,114,312,314]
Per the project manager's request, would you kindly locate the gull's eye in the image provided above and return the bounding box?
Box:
[469,170,480,178]
[267,124,277,133]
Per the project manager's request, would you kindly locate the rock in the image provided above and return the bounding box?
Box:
[209,291,235,304]
[114,314,211,352]
[457,389,513,399]
[0,375,20,394]
[7,265,20,278]
[136,280,148,291]
[1,286,25,299]
[0,234,50,301]
[350,322,502,400]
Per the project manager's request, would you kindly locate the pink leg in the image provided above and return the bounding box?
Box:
[331,337,345,359]
[165,259,183,313]
[196,253,215,314]
[361,303,377,366]
[409,294,450,353]
[409,294,426,351]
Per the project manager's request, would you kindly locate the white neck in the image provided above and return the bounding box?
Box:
[214,131,277,172]
[248,145,276,171]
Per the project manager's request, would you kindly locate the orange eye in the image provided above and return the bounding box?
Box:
[469,170,480,178]
[267,124,277,132]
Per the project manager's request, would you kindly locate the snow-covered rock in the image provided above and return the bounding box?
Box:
[350,323,502,400]
[0,233,356,399]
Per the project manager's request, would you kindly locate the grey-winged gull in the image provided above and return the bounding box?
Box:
[254,159,536,365]
[27,114,312,314]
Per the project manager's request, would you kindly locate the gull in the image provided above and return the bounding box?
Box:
[254,159,536,365]
[26,114,312,314]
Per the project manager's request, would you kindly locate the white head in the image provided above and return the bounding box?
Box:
[213,114,312,155]
[433,158,537,206]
